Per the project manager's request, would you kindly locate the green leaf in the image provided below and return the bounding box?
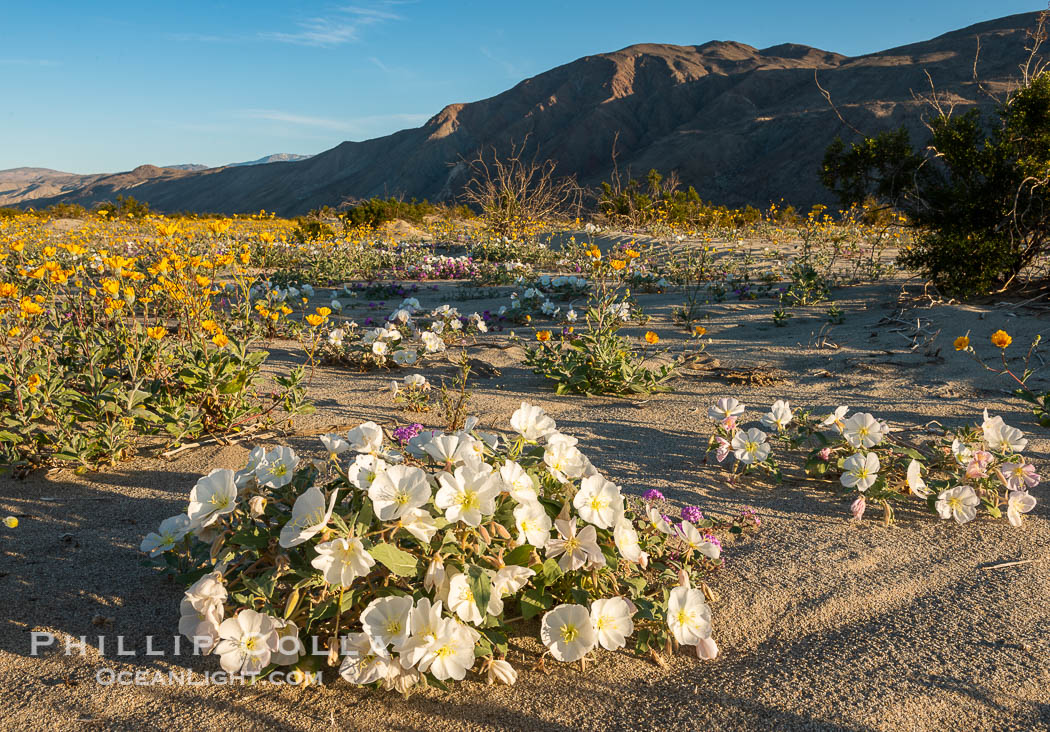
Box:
[503,544,534,567]
[368,542,418,577]
[520,588,553,620]
[541,557,563,583]
[466,564,492,618]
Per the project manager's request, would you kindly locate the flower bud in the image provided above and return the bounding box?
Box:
[487,659,517,685]
[424,558,445,593]
[696,637,719,660]
[248,496,267,518]
[850,496,866,521]
[477,524,491,545]
[492,522,511,541]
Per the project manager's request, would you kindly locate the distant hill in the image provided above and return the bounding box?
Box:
[4,11,1044,214]
[227,153,313,167]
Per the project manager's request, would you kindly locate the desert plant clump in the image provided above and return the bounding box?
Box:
[706,398,1039,526]
[144,403,755,690]
[525,243,703,395]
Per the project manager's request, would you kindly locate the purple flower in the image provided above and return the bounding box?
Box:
[393,423,424,445]
[643,489,664,502]
[681,506,704,523]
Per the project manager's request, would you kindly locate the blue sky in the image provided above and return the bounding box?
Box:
[1,1,1041,173]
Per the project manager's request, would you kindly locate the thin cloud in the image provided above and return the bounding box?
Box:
[238,109,430,135]
[259,3,405,47]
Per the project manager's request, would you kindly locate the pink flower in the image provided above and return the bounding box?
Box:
[850,496,866,521]
[1003,461,1040,491]
[722,416,737,431]
[715,437,731,463]
[965,450,993,479]
[818,447,832,461]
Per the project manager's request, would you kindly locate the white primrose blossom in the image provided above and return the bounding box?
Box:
[278,486,339,548]
[187,469,238,528]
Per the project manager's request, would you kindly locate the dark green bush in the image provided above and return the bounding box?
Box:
[822,67,1050,296]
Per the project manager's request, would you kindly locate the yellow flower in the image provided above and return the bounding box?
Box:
[146,326,167,340]
[0,282,17,298]
[20,298,43,317]
[7,326,20,337]
[26,373,41,393]
[694,325,707,337]
[644,331,659,344]
[610,259,626,271]
[200,319,219,333]
[212,333,230,348]
[3,516,17,529]
[990,330,1012,349]
[305,314,324,327]
[536,330,551,342]
[195,275,211,288]
[625,249,640,259]
[953,335,970,351]
[316,307,332,317]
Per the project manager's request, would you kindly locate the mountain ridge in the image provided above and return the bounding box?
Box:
[3,11,1043,214]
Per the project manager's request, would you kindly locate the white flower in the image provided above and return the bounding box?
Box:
[565,309,577,323]
[951,438,974,465]
[140,514,192,556]
[372,341,389,356]
[368,465,431,521]
[235,446,266,487]
[666,586,712,646]
[487,659,517,685]
[360,595,414,657]
[187,469,238,528]
[278,485,339,548]
[543,440,586,483]
[347,421,384,454]
[676,521,721,559]
[731,428,770,464]
[271,618,304,666]
[545,518,605,572]
[572,474,624,529]
[392,349,418,366]
[328,328,345,346]
[1006,491,1037,528]
[215,610,279,675]
[840,452,880,492]
[403,373,429,390]
[982,412,1028,453]
[339,632,390,685]
[487,565,536,615]
[613,521,647,564]
[435,464,500,526]
[514,501,552,546]
[541,604,596,662]
[842,413,884,449]
[311,537,376,586]
[417,620,477,681]
[708,397,745,424]
[499,460,539,504]
[399,507,440,543]
[421,331,445,353]
[447,572,484,625]
[256,446,299,488]
[906,459,931,497]
[590,597,634,651]
[647,505,674,534]
[510,402,557,441]
[820,406,849,431]
[178,598,222,652]
[696,636,719,660]
[760,400,793,430]
[346,454,389,492]
[330,298,343,312]
[397,598,444,667]
[320,433,350,457]
[935,485,980,525]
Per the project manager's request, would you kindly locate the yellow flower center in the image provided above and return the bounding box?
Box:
[559,624,579,643]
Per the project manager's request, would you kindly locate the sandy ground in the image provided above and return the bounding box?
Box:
[2,274,1049,731]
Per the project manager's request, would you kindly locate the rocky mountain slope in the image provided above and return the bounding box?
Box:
[5,11,1043,214]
